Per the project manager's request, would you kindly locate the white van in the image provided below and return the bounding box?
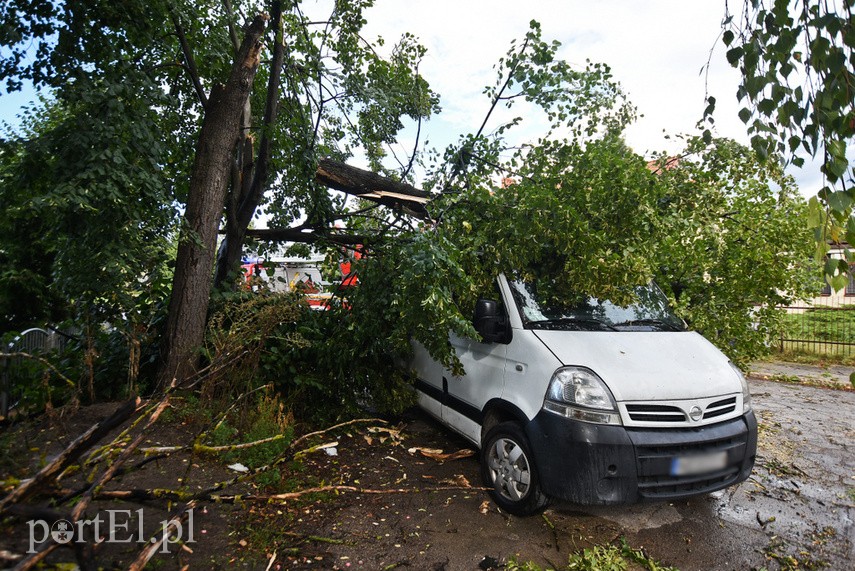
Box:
[411,274,757,515]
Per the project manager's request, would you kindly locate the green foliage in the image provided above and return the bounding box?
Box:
[507,539,678,571]
[0,90,173,330]
[653,136,816,365]
[1,0,440,398]
[716,1,854,269]
[0,73,175,405]
[207,391,293,488]
[260,1,440,237]
[258,298,418,423]
[203,292,308,401]
[339,22,810,376]
[334,22,661,373]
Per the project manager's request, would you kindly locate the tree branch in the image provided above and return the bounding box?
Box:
[0,398,140,514]
[244,227,367,246]
[315,158,432,219]
[170,8,208,108]
[221,0,241,53]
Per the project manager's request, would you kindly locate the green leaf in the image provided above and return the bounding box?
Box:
[827,158,849,180]
[828,139,847,161]
[726,46,744,66]
[830,272,849,292]
[807,196,823,228]
[827,191,852,213]
[844,217,855,245]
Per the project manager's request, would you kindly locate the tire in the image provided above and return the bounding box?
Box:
[481,422,550,516]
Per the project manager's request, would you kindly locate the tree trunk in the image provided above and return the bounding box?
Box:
[214,1,286,289]
[157,14,268,387]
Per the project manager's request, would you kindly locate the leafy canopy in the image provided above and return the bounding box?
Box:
[315,21,813,387]
[715,0,854,282]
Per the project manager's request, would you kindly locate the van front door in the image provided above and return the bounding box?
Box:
[442,332,508,445]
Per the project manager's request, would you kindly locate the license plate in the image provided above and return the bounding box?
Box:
[670,451,727,476]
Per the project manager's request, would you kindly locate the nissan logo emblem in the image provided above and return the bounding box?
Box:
[689,406,703,422]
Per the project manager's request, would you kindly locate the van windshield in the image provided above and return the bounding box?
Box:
[508,279,685,332]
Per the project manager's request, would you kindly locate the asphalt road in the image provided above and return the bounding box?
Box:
[297,377,855,570]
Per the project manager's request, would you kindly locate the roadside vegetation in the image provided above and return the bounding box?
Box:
[775,306,855,363]
[508,540,678,571]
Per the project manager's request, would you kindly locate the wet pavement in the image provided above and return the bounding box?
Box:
[292,374,855,570]
[575,376,855,570]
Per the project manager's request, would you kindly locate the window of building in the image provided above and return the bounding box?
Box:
[847,270,855,296]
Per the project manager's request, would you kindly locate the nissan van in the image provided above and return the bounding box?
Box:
[410,274,757,515]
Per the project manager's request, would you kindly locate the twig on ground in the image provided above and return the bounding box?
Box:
[126,500,197,571]
[0,398,140,514]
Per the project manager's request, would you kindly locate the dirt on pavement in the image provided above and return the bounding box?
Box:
[1,376,853,570]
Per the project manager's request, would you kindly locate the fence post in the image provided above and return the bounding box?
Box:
[1,352,8,419]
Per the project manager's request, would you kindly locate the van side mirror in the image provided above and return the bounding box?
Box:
[474,298,510,343]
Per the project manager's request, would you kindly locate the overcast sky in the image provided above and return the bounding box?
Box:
[0,0,823,195]
[361,0,822,195]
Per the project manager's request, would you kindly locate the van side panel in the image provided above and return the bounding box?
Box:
[444,333,508,422]
[411,341,444,419]
[441,408,482,446]
[501,329,562,421]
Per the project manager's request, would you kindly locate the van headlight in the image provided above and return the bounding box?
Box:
[730,362,752,413]
[542,367,621,425]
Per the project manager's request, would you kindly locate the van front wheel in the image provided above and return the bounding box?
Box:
[481,422,549,516]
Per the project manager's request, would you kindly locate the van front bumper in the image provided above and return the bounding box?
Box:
[525,409,757,505]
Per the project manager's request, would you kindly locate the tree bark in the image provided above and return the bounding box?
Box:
[238,159,433,246]
[315,158,432,220]
[214,1,286,289]
[158,14,268,387]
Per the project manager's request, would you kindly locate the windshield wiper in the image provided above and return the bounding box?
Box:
[612,318,682,331]
[529,317,616,331]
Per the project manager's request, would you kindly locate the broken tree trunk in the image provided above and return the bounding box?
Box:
[243,227,367,245]
[315,158,432,220]
[239,158,433,245]
[214,1,287,289]
[157,14,268,388]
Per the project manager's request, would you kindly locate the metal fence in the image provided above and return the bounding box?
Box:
[1,328,71,419]
[777,297,855,357]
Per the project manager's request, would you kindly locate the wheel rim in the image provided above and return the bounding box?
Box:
[487,437,532,502]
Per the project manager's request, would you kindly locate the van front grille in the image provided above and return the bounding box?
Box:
[620,394,742,427]
[704,397,737,420]
[625,404,686,423]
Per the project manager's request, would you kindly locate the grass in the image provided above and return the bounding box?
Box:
[776,307,855,363]
[766,348,855,367]
[207,392,294,489]
[780,306,855,343]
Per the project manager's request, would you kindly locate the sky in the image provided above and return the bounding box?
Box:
[360,0,823,195]
[0,0,824,195]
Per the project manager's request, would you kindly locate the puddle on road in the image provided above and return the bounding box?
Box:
[570,502,684,534]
